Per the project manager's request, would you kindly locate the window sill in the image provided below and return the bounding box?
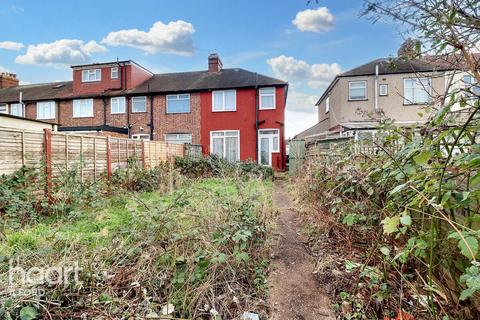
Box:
[212,109,237,112]
[111,112,126,115]
[403,103,431,106]
[131,111,147,113]
[348,98,368,102]
[73,116,94,119]
[81,80,101,83]
[166,111,191,115]
[37,118,55,120]
[259,107,276,110]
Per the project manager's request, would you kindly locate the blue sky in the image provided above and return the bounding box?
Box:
[0,0,404,137]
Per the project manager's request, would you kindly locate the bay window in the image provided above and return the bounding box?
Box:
[404,78,431,104]
[210,130,240,162]
[73,99,94,118]
[212,90,236,111]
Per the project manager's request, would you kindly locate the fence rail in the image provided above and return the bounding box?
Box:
[0,128,186,179]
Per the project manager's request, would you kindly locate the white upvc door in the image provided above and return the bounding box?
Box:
[258,129,279,166]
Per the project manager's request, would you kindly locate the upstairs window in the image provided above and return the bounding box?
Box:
[165,133,193,144]
[37,101,56,119]
[111,97,126,114]
[132,96,147,113]
[259,87,276,109]
[325,96,330,113]
[111,67,118,79]
[10,103,23,117]
[349,81,367,100]
[0,104,7,114]
[213,90,236,111]
[167,94,190,113]
[73,99,94,118]
[404,78,431,104]
[82,69,101,82]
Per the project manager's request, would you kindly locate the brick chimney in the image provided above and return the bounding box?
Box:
[208,53,223,72]
[0,73,19,88]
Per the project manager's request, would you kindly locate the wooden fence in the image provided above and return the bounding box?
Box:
[0,128,186,180]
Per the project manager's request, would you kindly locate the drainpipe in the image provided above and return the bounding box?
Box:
[149,84,154,140]
[126,96,130,138]
[374,64,379,113]
[255,73,259,162]
[102,96,107,125]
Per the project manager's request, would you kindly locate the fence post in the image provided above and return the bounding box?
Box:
[43,128,52,202]
[141,140,146,168]
[106,136,112,179]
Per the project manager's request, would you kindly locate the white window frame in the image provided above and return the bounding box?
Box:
[379,84,388,96]
[36,101,56,120]
[0,104,7,114]
[110,97,126,114]
[165,133,193,144]
[73,99,94,118]
[131,134,150,140]
[166,94,191,114]
[259,87,276,110]
[462,75,480,98]
[111,67,118,79]
[131,96,147,113]
[82,69,101,82]
[210,130,240,162]
[10,103,23,117]
[403,78,431,105]
[212,90,236,112]
[325,96,330,113]
[348,80,367,100]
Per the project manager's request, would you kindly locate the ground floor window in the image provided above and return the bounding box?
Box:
[165,133,192,144]
[131,134,150,140]
[210,130,240,162]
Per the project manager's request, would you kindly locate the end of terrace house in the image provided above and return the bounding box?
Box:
[0,54,288,171]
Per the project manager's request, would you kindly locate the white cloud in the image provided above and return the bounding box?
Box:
[102,20,195,55]
[293,7,334,33]
[0,41,25,51]
[15,39,107,67]
[285,91,319,138]
[267,55,341,89]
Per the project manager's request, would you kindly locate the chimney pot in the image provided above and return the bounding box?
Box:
[0,72,19,88]
[208,53,223,72]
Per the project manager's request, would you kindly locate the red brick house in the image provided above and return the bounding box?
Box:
[0,55,288,170]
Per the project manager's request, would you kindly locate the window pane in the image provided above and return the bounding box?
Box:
[132,97,146,112]
[350,88,366,99]
[260,87,274,95]
[0,104,7,114]
[10,103,22,117]
[212,132,224,137]
[273,136,279,151]
[37,101,55,119]
[212,137,224,157]
[225,136,238,162]
[404,88,414,104]
[224,90,236,110]
[73,99,93,117]
[261,95,274,109]
[111,97,125,113]
[213,91,223,111]
[167,95,190,113]
[165,133,192,144]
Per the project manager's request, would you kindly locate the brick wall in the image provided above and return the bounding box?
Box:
[152,93,201,143]
[59,99,104,127]
[129,96,152,137]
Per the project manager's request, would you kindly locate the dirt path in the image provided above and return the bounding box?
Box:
[268,179,334,320]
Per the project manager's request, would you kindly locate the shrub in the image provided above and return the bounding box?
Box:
[174,155,274,180]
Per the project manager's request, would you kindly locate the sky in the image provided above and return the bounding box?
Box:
[0,0,405,137]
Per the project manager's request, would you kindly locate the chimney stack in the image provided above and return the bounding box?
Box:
[0,73,19,88]
[208,53,223,72]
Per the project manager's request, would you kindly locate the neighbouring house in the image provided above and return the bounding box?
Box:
[295,54,479,142]
[0,54,288,170]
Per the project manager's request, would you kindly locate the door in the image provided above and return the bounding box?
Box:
[288,139,305,175]
[258,129,279,166]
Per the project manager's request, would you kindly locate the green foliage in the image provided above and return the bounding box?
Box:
[174,155,274,180]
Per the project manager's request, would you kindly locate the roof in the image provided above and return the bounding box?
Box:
[0,68,286,103]
[316,54,479,105]
[294,120,327,139]
[0,81,72,103]
[129,68,287,94]
[0,112,59,125]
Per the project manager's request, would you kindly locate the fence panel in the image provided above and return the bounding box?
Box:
[0,128,187,178]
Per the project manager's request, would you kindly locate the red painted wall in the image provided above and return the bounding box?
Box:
[200,86,286,171]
